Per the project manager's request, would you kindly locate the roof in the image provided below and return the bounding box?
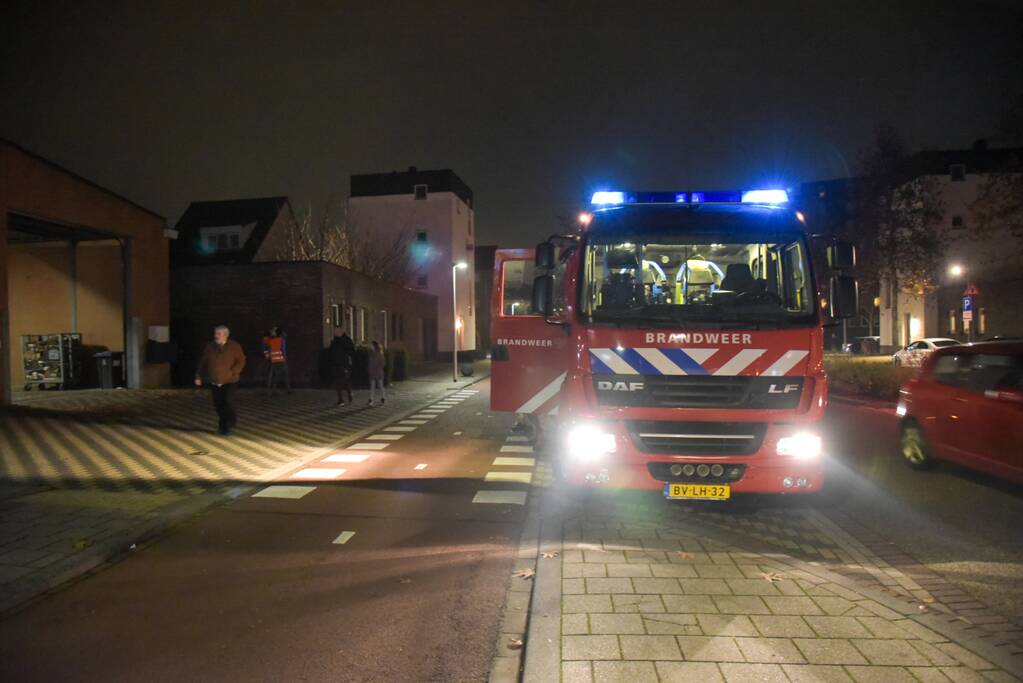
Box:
[908,143,1023,176]
[172,196,291,267]
[350,167,473,206]
[0,137,166,221]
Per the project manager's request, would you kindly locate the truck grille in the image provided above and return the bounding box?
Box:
[627,420,767,456]
[645,376,751,408]
[594,376,804,409]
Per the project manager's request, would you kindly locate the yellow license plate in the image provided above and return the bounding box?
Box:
[664,483,731,500]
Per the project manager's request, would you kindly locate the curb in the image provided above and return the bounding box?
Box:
[521,489,563,683]
[0,372,492,618]
[830,394,898,411]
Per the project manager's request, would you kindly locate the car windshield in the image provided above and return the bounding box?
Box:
[580,234,816,327]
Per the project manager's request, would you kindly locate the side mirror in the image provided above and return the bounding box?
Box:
[829,275,858,319]
[827,242,856,270]
[535,242,556,269]
[532,275,554,316]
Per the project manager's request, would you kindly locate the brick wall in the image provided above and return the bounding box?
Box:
[171,261,437,386]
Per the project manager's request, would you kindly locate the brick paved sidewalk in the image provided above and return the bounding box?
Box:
[522,489,1022,683]
[0,363,489,615]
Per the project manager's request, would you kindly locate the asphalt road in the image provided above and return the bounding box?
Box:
[822,399,1023,622]
[0,380,527,683]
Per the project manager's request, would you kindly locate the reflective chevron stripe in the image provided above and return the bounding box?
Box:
[590,347,807,376]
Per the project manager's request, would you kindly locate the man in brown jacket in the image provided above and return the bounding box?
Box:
[194,325,246,435]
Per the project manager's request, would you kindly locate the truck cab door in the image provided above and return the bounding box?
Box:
[490,249,568,414]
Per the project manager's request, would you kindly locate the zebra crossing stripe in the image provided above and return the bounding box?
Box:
[492,457,535,467]
[291,467,346,479]
[500,445,534,453]
[472,491,527,505]
[485,471,533,484]
[253,485,315,499]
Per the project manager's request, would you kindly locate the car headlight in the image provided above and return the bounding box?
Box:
[776,432,822,460]
[895,403,907,416]
[565,423,616,460]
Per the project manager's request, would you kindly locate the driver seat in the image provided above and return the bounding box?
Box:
[720,263,755,294]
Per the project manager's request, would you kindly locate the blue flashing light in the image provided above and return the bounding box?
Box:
[690,192,704,203]
[741,189,789,204]
[674,193,687,203]
[591,191,626,205]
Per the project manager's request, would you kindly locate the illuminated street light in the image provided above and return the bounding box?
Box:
[452,261,468,382]
[949,264,964,277]
[578,212,593,226]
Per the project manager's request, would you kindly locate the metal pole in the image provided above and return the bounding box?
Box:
[452,264,458,382]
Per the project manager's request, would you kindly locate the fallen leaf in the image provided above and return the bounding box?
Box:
[73,538,94,550]
[917,604,929,612]
[399,578,412,584]
[513,568,535,579]
[760,572,785,583]
[922,596,936,604]
[674,551,695,560]
[507,639,523,650]
[541,551,559,559]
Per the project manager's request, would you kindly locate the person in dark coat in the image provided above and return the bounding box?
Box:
[195,324,247,435]
[329,329,356,406]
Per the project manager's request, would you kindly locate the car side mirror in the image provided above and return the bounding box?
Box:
[829,275,858,319]
[532,275,554,316]
[827,242,856,270]
[535,242,556,269]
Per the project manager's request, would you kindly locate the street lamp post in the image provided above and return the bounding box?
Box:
[452,261,468,382]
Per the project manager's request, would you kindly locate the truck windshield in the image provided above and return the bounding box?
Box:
[580,234,816,327]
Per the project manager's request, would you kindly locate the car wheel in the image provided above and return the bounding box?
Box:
[900,421,934,470]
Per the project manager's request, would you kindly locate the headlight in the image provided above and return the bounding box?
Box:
[895,403,907,416]
[776,432,822,460]
[565,423,616,460]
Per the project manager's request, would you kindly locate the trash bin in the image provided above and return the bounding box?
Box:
[94,351,125,389]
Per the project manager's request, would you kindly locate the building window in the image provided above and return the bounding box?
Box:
[950,164,966,181]
[201,226,243,251]
[949,309,957,335]
[979,308,987,335]
[416,231,428,242]
[347,305,355,337]
[951,215,963,227]
[417,275,428,289]
[414,184,428,200]
[358,307,366,342]
[332,303,342,328]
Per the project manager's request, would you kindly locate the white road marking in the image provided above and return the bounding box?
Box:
[500,445,534,453]
[332,531,356,545]
[410,414,437,420]
[252,485,316,499]
[493,456,535,467]
[473,490,527,505]
[348,442,390,450]
[485,471,533,484]
[383,426,416,432]
[505,435,530,443]
[453,431,463,436]
[399,420,428,425]
[367,434,404,441]
[291,467,346,479]
[414,463,428,470]
[324,453,371,463]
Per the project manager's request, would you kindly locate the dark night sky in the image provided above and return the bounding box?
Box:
[2,1,1022,246]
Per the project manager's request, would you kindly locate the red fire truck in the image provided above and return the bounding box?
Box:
[491,189,857,500]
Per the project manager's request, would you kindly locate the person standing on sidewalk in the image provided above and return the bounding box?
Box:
[262,325,291,396]
[195,325,246,435]
[367,340,386,406]
[329,328,355,406]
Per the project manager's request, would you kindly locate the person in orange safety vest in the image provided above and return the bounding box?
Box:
[262,325,291,396]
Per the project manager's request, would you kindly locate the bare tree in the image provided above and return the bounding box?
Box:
[971,98,1023,243]
[271,200,416,282]
[847,126,946,293]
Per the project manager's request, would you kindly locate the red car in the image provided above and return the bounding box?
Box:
[897,341,1023,484]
